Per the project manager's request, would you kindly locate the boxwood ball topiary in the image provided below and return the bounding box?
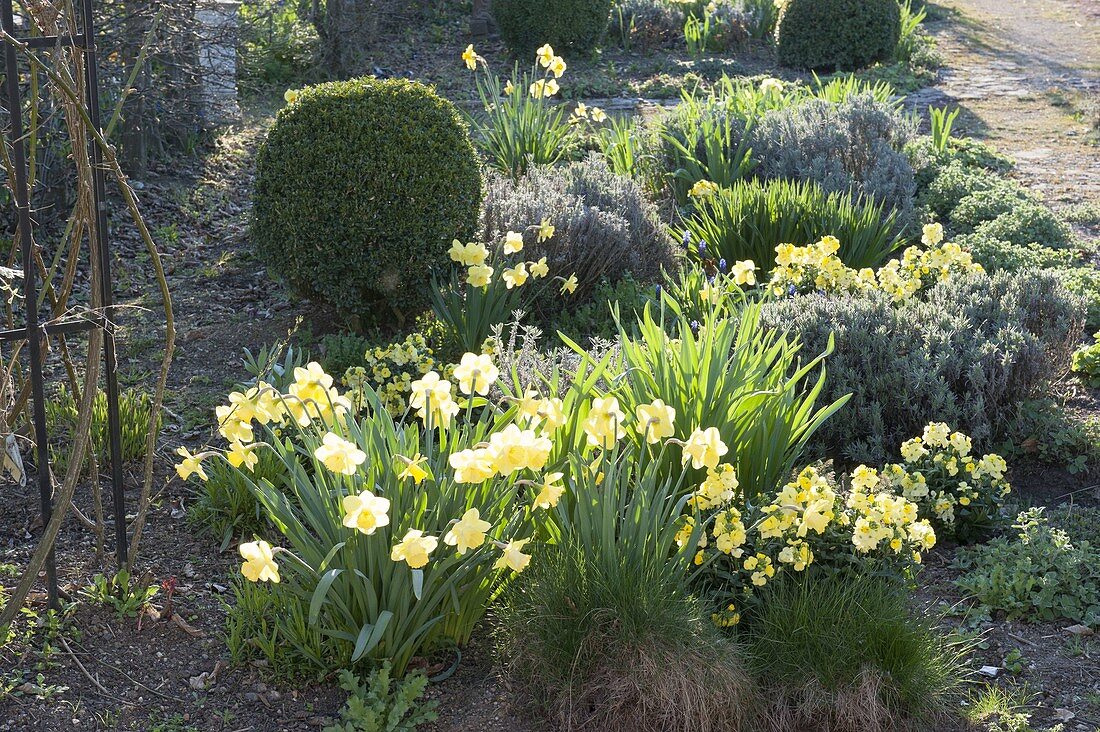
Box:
[253,78,482,320]
[777,0,901,71]
[492,0,613,56]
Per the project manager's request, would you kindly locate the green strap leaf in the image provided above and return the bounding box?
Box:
[309,568,342,625]
[350,610,393,663]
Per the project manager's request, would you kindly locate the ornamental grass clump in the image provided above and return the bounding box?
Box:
[494,448,755,732]
[746,572,966,731]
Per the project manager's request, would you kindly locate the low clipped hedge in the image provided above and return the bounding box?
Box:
[492,0,613,56]
[253,77,482,321]
[777,0,901,71]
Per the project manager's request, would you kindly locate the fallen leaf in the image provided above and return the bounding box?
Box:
[1064,624,1093,637]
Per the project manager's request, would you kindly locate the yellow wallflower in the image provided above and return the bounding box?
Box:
[391,529,437,569]
[689,179,719,199]
[342,489,391,535]
[315,432,367,475]
[922,222,944,246]
[444,508,492,555]
[239,540,280,583]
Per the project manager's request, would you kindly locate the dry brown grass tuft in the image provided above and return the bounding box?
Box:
[758,670,958,732]
[544,635,755,732]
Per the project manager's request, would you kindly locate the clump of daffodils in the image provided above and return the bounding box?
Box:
[853,423,1010,542]
[448,225,575,301]
[768,224,984,301]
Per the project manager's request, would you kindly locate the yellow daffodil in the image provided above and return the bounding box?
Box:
[589,106,607,122]
[342,489,391,535]
[495,538,532,573]
[227,441,258,471]
[529,257,549,278]
[583,396,627,449]
[504,231,524,254]
[449,447,496,484]
[504,79,515,95]
[635,399,676,444]
[759,77,783,95]
[314,432,367,475]
[503,263,529,289]
[462,44,478,70]
[283,89,299,104]
[682,427,728,470]
[175,446,207,481]
[560,273,578,294]
[536,43,555,68]
[731,260,757,286]
[397,453,429,485]
[453,352,500,395]
[449,239,488,266]
[239,540,279,583]
[467,263,494,288]
[391,529,437,569]
[444,508,492,555]
[533,472,565,509]
[574,102,588,118]
[536,218,556,242]
[548,55,567,78]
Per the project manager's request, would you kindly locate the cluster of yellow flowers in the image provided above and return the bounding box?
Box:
[688,465,934,627]
[769,235,878,296]
[855,423,1010,538]
[448,225,578,296]
[767,224,984,301]
[342,332,440,417]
